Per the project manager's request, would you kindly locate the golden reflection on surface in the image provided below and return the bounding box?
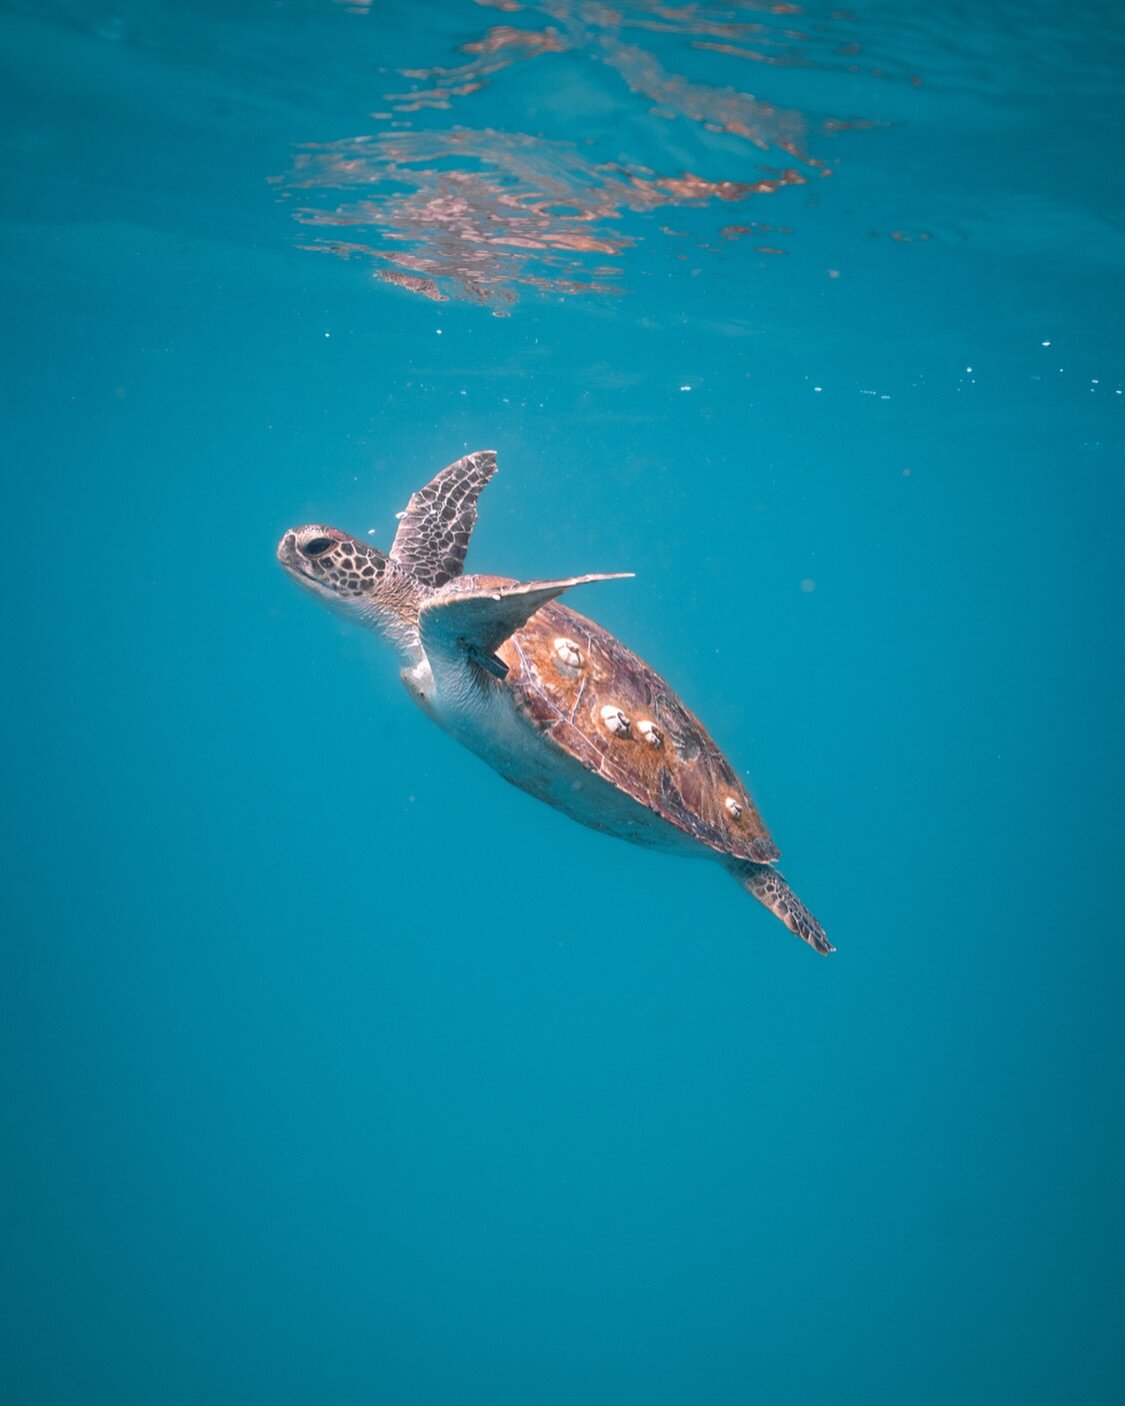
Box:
[596,37,814,157]
[389,27,569,111]
[287,2,908,306]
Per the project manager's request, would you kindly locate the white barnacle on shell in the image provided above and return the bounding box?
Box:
[600,705,632,737]
[553,637,583,670]
[725,796,743,819]
[636,719,663,747]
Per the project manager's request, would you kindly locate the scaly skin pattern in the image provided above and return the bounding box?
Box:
[390,450,498,588]
[727,859,834,955]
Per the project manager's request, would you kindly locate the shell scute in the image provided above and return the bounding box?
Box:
[498,597,778,864]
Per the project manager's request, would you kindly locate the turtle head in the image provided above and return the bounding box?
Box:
[277,524,387,597]
[277,524,421,650]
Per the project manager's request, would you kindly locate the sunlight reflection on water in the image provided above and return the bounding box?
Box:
[284,1,925,307]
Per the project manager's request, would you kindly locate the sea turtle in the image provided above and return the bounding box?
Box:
[277,450,830,954]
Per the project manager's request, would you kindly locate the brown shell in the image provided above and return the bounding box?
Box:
[479,579,780,864]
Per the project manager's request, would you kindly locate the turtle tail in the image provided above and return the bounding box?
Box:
[726,859,834,955]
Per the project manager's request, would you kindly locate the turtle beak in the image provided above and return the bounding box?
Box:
[277,525,344,577]
[276,527,333,593]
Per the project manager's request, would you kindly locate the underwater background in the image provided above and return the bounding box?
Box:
[1,1,1122,1401]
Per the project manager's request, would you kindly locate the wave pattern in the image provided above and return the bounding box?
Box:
[286,1,911,307]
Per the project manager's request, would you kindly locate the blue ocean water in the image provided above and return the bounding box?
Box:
[1,1,1122,1401]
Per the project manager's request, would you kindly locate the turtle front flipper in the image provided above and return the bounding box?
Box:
[419,573,633,674]
[726,859,833,954]
[390,449,498,588]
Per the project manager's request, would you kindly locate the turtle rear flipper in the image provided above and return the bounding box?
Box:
[726,859,833,954]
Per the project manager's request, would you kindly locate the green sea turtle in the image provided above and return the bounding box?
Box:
[277,450,830,954]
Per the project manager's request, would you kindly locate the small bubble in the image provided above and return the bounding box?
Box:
[800,578,816,593]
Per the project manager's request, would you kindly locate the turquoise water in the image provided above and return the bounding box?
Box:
[2,1,1123,1401]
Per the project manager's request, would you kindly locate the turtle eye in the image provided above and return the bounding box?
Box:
[300,536,335,558]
